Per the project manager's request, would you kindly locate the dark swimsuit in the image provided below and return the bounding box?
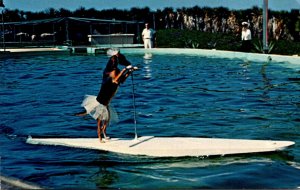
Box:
[96,53,131,106]
[96,77,118,106]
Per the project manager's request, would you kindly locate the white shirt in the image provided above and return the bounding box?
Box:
[142,28,156,39]
[242,29,252,40]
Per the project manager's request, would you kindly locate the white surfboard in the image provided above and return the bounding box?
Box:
[26,136,295,157]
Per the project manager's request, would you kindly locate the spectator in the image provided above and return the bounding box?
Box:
[142,23,156,49]
[241,22,252,52]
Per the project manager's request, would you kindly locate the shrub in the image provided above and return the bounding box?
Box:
[156,29,300,55]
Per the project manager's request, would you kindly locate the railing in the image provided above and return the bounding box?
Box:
[88,34,134,45]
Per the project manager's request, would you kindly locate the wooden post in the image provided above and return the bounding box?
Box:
[65,19,70,45]
[263,0,269,53]
[1,8,5,51]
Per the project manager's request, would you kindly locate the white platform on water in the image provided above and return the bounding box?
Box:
[27,136,294,157]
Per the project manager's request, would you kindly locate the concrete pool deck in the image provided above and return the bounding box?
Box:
[0,47,69,58]
[1,47,66,53]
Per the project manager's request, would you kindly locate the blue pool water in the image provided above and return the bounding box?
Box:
[1,51,300,189]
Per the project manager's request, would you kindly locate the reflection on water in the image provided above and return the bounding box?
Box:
[93,167,118,188]
[143,53,152,79]
[260,59,272,101]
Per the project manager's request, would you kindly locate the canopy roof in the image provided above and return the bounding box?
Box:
[3,17,144,26]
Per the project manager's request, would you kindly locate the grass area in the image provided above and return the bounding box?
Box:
[156,29,300,55]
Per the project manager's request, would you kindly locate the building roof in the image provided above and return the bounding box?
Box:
[3,17,144,25]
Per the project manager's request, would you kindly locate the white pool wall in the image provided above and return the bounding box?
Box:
[121,48,300,66]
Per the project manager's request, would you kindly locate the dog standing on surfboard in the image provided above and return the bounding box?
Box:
[75,48,138,143]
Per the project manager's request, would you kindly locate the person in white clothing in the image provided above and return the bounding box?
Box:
[142,23,156,49]
[241,22,252,52]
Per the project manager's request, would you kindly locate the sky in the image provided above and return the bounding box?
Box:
[2,0,300,12]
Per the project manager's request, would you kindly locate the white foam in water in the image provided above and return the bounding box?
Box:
[0,175,42,189]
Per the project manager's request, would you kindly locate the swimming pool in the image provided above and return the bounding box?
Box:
[1,50,300,188]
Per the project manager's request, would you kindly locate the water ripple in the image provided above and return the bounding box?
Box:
[1,53,299,189]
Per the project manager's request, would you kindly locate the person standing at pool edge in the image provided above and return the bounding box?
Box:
[76,48,137,143]
[142,23,156,49]
[241,22,252,52]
